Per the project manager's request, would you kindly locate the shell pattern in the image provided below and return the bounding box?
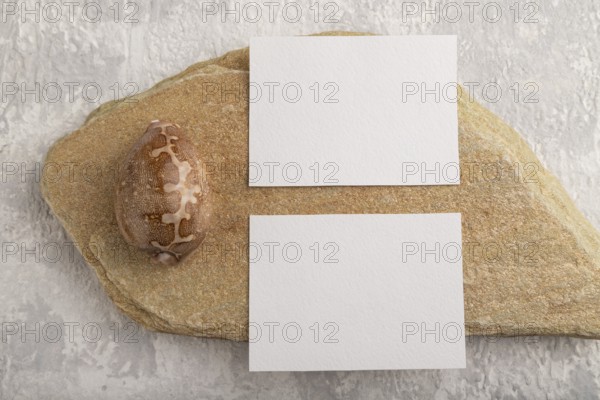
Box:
[114,120,210,265]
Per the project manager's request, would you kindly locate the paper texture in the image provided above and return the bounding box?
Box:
[249,213,466,371]
[249,36,459,186]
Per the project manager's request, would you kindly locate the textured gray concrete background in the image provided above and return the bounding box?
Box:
[1,0,600,398]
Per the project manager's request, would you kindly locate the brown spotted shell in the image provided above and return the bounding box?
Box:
[115,120,210,265]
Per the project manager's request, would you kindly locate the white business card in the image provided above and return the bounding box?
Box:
[249,35,459,186]
[249,213,465,371]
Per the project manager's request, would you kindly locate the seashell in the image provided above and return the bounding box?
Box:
[114,120,210,265]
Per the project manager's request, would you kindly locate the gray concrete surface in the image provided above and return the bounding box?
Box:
[1,0,599,398]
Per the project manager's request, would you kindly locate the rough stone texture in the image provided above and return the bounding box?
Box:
[3,1,600,398]
[40,32,600,341]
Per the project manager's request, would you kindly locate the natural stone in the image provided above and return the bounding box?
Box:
[41,32,600,341]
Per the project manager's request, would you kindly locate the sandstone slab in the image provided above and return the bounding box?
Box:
[41,32,600,341]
